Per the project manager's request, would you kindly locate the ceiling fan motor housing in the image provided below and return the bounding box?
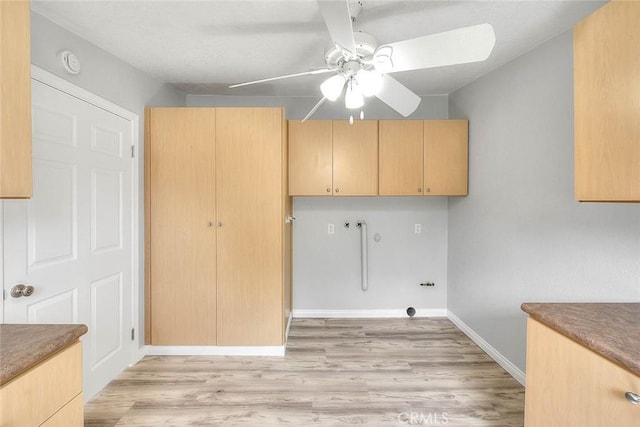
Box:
[325,31,378,72]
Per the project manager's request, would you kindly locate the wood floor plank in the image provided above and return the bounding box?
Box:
[85,318,524,426]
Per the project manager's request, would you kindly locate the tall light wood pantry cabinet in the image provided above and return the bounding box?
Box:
[574,0,640,202]
[145,108,292,346]
[0,0,32,198]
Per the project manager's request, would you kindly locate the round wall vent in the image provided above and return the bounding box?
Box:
[59,50,81,75]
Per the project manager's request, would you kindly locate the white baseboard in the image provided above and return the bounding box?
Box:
[130,345,146,366]
[285,312,293,342]
[143,345,285,357]
[447,310,525,386]
[138,315,292,359]
[292,308,447,318]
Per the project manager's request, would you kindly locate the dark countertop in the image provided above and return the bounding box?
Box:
[0,324,88,386]
[521,303,640,377]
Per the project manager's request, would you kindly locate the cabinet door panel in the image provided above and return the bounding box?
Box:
[0,0,32,198]
[216,108,284,346]
[41,394,84,427]
[574,1,640,201]
[379,120,423,195]
[0,343,82,426]
[424,120,468,196]
[148,108,217,345]
[289,120,333,195]
[333,120,378,196]
[525,319,640,427]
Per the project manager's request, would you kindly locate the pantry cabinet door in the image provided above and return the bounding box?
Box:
[147,108,217,345]
[216,108,284,346]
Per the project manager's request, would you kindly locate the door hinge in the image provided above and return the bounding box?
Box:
[131,328,135,341]
[131,145,135,158]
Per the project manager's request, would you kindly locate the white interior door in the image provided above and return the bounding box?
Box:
[2,79,134,399]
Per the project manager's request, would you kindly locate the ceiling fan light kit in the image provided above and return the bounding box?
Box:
[320,74,346,101]
[229,0,496,122]
[357,69,383,97]
[345,79,364,109]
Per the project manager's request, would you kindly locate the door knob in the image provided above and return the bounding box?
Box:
[626,392,640,405]
[10,284,35,298]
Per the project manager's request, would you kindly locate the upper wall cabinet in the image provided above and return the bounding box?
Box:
[574,1,640,202]
[288,120,378,196]
[379,120,424,196]
[289,120,333,195]
[378,120,468,196]
[0,0,32,198]
[332,120,378,196]
[424,120,468,196]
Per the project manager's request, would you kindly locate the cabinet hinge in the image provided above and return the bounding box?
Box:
[131,328,135,341]
[131,146,135,158]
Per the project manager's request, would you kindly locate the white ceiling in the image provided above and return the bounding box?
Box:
[32,0,606,97]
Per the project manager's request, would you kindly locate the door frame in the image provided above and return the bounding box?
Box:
[1,65,141,365]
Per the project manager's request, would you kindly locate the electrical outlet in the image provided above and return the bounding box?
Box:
[328,223,335,234]
[414,224,421,234]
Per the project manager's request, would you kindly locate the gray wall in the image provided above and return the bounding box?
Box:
[187,94,448,120]
[448,30,640,372]
[188,94,450,313]
[293,197,448,312]
[30,11,186,347]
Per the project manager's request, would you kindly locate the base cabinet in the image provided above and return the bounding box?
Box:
[0,342,83,426]
[146,107,291,346]
[524,319,640,427]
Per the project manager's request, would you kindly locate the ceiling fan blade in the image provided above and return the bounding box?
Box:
[375,74,421,117]
[373,23,496,74]
[317,0,356,56]
[301,97,327,123]
[229,69,333,88]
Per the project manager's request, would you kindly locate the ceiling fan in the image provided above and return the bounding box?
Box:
[229,0,496,122]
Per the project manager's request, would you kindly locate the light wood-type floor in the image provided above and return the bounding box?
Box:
[85,318,524,426]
